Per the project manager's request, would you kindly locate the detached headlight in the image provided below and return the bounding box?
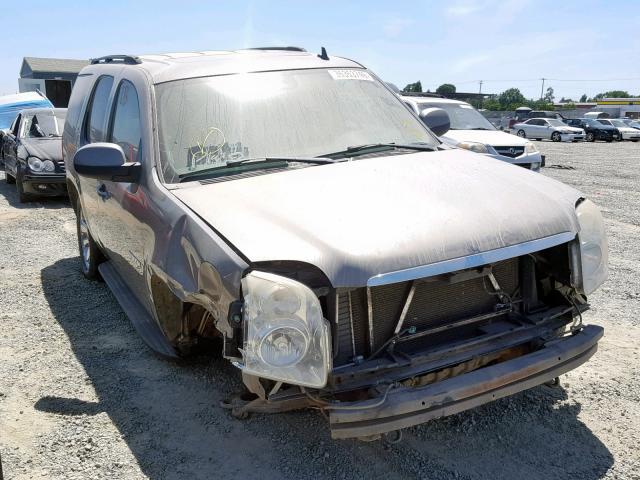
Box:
[524,141,538,153]
[576,199,608,294]
[240,271,331,388]
[457,141,489,154]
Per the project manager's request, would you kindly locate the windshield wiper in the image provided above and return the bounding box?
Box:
[470,127,491,130]
[177,157,336,182]
[317,142,436,159]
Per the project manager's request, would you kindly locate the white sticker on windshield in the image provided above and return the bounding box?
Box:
[460,105,474,109]
[328,69,374,81]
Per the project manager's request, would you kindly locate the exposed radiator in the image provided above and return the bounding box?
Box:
[334,257,519,365]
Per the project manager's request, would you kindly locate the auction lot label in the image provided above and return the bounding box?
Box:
[328,69,373,81]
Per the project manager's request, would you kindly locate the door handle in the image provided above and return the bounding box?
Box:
[97,183,111,200]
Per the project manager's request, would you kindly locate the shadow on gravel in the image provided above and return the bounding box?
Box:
[39,257,614,480]
[0,170,69,209]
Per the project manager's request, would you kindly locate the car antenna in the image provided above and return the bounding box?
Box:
[318,46,329,60]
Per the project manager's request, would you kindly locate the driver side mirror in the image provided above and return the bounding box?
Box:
[73,143,141,183]
[419,108,450,136]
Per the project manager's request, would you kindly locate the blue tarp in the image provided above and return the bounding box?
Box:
[0,92,53,129]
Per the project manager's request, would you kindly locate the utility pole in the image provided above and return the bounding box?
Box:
[540,78,546,100]
[478,80,483,108]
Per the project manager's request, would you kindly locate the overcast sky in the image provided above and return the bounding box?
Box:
[2,0,639,100]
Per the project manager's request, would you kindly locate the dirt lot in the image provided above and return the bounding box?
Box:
[1,141,639,480]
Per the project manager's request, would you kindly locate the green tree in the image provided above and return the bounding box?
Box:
[579,94,588,102]
[544,86,555,103]
[497,88,526,110]
[435,83,456,95]
[482,99,501,111]
[403,81,423,93]
[594,90,630,99]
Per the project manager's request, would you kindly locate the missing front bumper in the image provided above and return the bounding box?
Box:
[329,325,603,439]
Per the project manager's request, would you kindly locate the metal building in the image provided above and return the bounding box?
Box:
[19,57,89,108]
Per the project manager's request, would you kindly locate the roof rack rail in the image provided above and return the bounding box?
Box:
[246,46,307,52]
[399,92,445,98]
[90,55,142,65]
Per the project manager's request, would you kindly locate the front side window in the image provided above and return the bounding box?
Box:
[417,102,496,131]
[86,76,114,143]
[11,114,21,136]
[109,80,142,163]
[155,68,437,183]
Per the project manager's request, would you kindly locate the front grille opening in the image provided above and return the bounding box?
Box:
[332,242,573,367]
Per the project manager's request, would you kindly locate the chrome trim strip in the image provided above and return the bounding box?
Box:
[348,291,356,357]
[367,232,576,287]
[366,287,375,352]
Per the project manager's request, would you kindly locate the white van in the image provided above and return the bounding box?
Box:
[400,94,544,171]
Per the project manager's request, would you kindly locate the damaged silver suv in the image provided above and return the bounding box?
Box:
[63,48,607,441]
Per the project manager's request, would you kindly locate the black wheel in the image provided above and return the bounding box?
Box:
[517,129,526,138]
[76,205,104,279]
[551,131,561,142]
[586,132,595,142]
[15,169,33,203]
[606,139,613,143]
[4,171,15,184]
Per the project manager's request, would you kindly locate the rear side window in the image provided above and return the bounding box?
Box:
[109,80,142,163]
[86,76,114,143]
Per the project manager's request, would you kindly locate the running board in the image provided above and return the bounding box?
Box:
[98,261,178,358]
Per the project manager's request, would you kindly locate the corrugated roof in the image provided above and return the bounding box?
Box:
[23,57,89,74]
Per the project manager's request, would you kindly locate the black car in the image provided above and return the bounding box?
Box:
[565,118,620,142]
[2,108,67,202]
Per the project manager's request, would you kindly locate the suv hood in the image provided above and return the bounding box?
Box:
[443,129,528,147]
[21,137,62,161]
[173,150,581,287]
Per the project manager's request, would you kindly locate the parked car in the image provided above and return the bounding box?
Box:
[513,118,585,142]
[0,92,53,168]
[3,108,67,201]
[401,94,544,170]
[64,49,607,441]
[565,118,620,142]
[583,111,610,119]
[622,119,640,130]
[597,119,640,141]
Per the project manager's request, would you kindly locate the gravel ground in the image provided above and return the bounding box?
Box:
[0,140,639,480]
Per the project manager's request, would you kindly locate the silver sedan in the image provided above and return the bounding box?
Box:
[514,118,585,142]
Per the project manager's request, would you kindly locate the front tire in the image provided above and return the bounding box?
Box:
[551,131,561,142]
[586,132,595,142]
[76,205,104,279]
[517,129,526,138]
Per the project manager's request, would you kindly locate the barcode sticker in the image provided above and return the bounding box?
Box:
[328,69,374,81]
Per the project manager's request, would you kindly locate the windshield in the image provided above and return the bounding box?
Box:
[155,69,437,183]
[610,119,627,128]
[21,110,66,138]
[416,102,496,131]
[546,119,566,127]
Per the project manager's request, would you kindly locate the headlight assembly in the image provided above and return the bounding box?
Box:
[457,141,489,154]
[27,157,55,173]
[27,157,43,172]
[240,271,331,388]
[524,141,538,153]
[575,199,608,294]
